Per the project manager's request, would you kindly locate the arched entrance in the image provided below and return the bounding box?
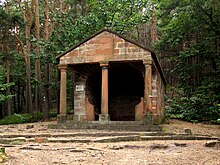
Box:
[86,62,144,121]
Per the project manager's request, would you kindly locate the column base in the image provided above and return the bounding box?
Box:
[57,114,67,123]
[99,114,110,124]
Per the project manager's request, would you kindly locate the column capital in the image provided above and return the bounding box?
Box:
[58,64,68,71]
[143,59,152,65]
[100,61,109,68]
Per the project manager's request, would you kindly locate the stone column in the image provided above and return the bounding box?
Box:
[99,62,110,122]
[58,64,68,122]
[143,60,153,116]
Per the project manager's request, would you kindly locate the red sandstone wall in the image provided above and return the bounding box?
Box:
[61,30,165,123]
[60,31,151,64]
[74,81,87,121]
[151,67,165,123]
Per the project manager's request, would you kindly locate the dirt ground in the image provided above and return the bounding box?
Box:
[3,140,220,165]
[162,119,220,136]
[1,119,220,165]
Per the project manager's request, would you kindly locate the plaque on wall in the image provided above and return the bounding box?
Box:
[76,84,84,92]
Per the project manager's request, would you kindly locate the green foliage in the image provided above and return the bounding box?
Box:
[155,0,220,123]
[0,111,57,125]
[31,112,43,122]
[88,0,150,33]
[0,113,33,125]
[47,0,151,57]
[214,119,220,124]
[0,147,7,163]
[165,76,220,123]
[1,0,219,124]
[165,87,220,123]
[49,111,57,118]
[0,83,15,104]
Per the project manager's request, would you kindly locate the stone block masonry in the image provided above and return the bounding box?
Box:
[74,81,87,121]
[60,31,152,65]
[57,29,166,124]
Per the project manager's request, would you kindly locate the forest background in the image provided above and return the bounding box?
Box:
[0,0,219,123]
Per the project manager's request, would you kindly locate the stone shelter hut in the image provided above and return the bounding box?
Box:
[56,29,166,124]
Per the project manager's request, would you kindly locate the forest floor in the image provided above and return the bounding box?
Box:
[0,119,219,165]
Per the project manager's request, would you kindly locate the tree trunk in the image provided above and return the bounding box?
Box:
[149,3,157,45]
[34,0,42,113]
[17,82,21,113]
[42,0,50,120]
[5,0,12,116]
[17,0,33,114]
[6,60,11,115]
[26,1,33,114]
[0,104,2,119]
[58,0,63,14]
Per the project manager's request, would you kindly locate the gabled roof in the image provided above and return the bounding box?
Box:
[56,28,166,85]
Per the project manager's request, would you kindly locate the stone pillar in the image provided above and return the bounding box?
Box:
[99,62,110,122]
[74,80,87,121]
[58,64,68,122]
[143,60,153,117]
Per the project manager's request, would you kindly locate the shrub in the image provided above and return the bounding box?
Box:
[0,113,32,125]
[0,111,58,125]
[165,89,220,123]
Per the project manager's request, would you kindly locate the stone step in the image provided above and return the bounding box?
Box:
[89,121,145,125]
[50,122,162,131]
[0,135,218,144]
[0,132,177,139]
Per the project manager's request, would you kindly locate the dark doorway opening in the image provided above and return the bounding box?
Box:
[86,62,144,121]
[85,65,102,120]
[109,62,144,121]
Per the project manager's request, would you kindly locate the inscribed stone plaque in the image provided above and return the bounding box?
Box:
[76,84,84,92]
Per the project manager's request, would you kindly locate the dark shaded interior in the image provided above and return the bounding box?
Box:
[86,68,102,120]
[86,62,144,121]
[109,62,144,121]
[72,63,101,120]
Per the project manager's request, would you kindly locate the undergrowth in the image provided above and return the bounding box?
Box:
[0,112,57,125]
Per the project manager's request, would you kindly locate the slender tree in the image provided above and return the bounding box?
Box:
[4,0,11,116]
[15,0,34,114]
[42,0,50,120]
[34,0,42,112]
